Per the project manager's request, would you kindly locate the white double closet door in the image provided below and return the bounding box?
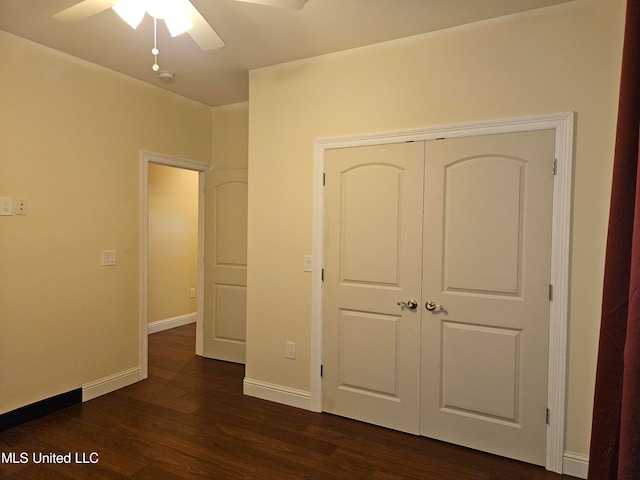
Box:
[322,130,555,466]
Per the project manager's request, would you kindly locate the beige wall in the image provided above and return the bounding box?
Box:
[0,31,211,414]
[211,102,249,170]
[246,0,624,458]
[148,164,199,323]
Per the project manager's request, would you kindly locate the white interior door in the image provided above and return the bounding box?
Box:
[322,130,555,464]
[323,142,424,434]
[420,130,555,465]
[203,169,248,363]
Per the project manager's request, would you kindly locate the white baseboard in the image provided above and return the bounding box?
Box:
[243,377,312,411]
[82,366,143,402]
[148,313,196,334]
[562,452,589,479]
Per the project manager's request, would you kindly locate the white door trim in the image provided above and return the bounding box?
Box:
[139,151,212,379]
[310,112,574,474]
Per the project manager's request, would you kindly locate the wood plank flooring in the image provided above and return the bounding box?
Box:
[0,324,578,479]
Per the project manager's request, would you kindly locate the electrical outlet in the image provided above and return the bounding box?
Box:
[0,197,13,216]
[102,250,116,266]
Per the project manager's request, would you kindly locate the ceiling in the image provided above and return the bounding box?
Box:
[0,0,577,107]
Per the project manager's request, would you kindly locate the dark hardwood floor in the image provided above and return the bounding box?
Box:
[0,324,577,479]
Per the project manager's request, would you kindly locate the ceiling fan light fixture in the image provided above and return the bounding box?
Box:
[144,0,172,20]
[113,0,145,29]
[113,0,194,35]
[164,11,193,37]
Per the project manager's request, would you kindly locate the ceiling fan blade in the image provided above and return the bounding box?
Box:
[234,0,307,10]
[187,4,225,51]
[52,0,118,22]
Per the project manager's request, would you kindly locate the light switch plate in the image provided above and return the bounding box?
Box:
[286,342,296,359]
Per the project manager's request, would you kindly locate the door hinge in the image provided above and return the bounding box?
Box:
[546,408,551,425]
[322,269,324,282]
[553,158,558,176]
[323,173,326,186]
[320,364,324,377]
[549,284,554,301]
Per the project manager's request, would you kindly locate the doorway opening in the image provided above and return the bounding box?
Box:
[139,151,211,379]
[147,163,199,334]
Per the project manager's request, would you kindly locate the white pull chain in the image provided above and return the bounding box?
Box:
[152,17,160,71]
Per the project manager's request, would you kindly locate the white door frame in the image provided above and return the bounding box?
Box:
[139,151,212,379]
[310,112,574,473]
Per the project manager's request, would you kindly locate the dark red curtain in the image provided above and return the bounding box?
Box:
[588,0,640,479]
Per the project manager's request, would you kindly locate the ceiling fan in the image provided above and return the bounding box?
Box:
[52,0,308,52]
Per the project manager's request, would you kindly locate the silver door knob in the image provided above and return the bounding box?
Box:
[397,300,418,309]
[425,300,444,311]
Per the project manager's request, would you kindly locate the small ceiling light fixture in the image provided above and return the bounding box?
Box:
[112,0,195,71]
